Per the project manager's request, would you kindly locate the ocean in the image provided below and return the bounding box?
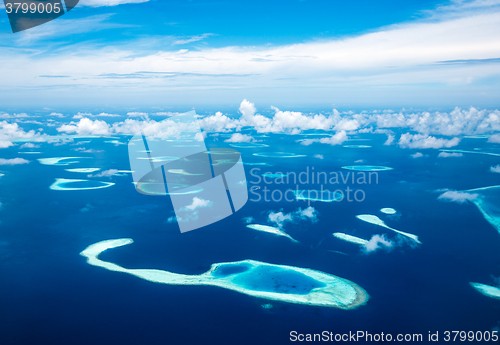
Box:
[0,130,499,344]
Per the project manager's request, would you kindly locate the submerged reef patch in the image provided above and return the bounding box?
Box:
[380,208,397,215]
[356,215,421,244]
[80,239,369,309]
[253,152,306,158]
[470,283,500,300]
[246,224,298,243]
[65,168,101,173]
[38,157,90,166]
[333,233,368,246]
[230,143,269,148]
[50,178,115,191]
[466,185,500,235]
[342,166,393,172]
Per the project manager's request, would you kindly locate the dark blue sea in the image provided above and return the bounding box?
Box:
[0,130,499,344]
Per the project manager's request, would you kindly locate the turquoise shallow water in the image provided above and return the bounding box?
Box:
[232,266,327,294]
[213,262,253,277]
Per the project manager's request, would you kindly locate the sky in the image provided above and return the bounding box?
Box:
[0,0,500,113]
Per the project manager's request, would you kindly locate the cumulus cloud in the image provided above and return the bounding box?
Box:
[314,154,324,159]
[242,216,255,224]
[0,121,41,148]
[363,234,393,253]
[58,117,199,139]
[489,133,500,143]
[301,131,347,146]
[20,143,40,149]
[73,148,104,153]
[184,197,212,211]
[168,197,213,224]
[384,134,395,145]
[0,113,34,119]
[199,111,240,132]
[438,190,478,203]
[438,151,463,157]
[334,119,359,131]
[399,133,460,149]
[52,100,500,141]
[225,133,254,143]
[58,118,111,135]
[268,206,318,228]
[51,138,74,146]
[49,112,64,118]
[490,165,500,173]
[0,158,30,165]
[411,152,425,158]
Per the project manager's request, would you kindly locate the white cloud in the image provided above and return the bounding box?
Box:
[127,112,148,117]
[242,216,255,224]
[0,121,41,148]
[89,169,118,178]
[58,118,111,135]
[0,141,14,149]
[225,133,254,143]
[363,234,393,253]
[268,206,318,228]
[301,131,348,146]
[399,133,460,149]
[199,112,240,132]
[73,112,121,119]
[438,190,478,203]
[438,151,463,157]
[488,133,500,143]
[206,100,500,137]
[51,100,500,142]
[314,154,324,159]
[490,165,500,173]
[335,119,359,131]
[320,131,348,145]
[2,4,500,108]
[0,158,30,165]
[173,33,214,45]
[184,197,212,211]
[411,152,425,158]
[73,148,104,153]
[384,134,395,145]
[51,138,74,146]
[20,143,40,149]
[0,113,34,119]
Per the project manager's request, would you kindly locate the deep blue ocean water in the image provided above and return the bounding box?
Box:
[0,131,499,344]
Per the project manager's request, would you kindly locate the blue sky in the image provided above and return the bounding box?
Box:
[0,0,500,113]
